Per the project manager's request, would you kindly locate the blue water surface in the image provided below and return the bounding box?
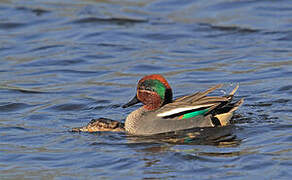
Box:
[0,0,291,179]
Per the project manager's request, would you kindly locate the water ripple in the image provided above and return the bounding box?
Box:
[0,102,34,112]
[16,6,50,16]
[0,22,26,29]
[70,17,147,25]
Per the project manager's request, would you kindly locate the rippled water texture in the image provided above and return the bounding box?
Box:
[1,0,292,179]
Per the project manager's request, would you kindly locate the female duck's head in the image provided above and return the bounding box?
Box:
[122,74,173,110]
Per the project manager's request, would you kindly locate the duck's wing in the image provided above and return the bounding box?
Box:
[156,84,238,118]
[174,84,223,103]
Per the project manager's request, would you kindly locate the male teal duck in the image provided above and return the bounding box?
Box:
[72,74,244,135]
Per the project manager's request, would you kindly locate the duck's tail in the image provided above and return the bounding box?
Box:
[214,98,244,126]
[211,84,243,126]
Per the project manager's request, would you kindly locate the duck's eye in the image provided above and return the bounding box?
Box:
[139,85,154,92]
[145,86,154,91]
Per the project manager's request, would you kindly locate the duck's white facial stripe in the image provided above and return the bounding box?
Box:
[157,104,213,117]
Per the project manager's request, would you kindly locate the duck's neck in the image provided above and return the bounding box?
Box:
[125,107,148,134]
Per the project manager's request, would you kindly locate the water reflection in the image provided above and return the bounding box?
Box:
[132,126,235,144]
[121,126,244,179]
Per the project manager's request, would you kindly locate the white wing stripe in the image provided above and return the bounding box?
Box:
[157,104,213,117]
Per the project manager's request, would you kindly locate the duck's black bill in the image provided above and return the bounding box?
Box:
[122,95,140,108]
